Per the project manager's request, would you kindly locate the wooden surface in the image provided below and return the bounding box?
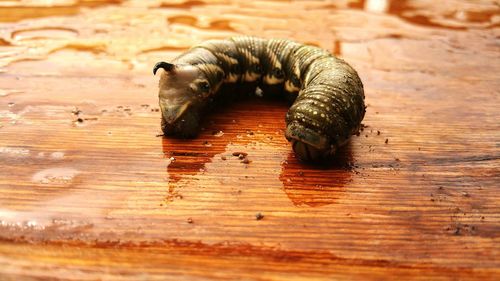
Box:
[0,0,499,280]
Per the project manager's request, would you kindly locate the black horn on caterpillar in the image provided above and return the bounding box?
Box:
[153,61,175,75]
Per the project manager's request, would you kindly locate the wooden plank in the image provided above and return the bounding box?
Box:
[0,0,499,280]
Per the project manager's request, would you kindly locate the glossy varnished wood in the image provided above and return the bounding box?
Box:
[0,0,499,280]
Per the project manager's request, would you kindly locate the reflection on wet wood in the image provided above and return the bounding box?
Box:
[0,0,499,280]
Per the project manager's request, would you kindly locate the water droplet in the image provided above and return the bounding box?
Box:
[12,27,78,41]
[32,167,80,184]
[0,89,23,97]
[212,130,224,137]
[0,146,30,158]
[50,151,65,159]
[26,220,37,228]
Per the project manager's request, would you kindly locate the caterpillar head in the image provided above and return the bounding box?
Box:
[154,61,211,138]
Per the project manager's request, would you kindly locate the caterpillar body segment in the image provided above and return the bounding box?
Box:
[154,36,365,162]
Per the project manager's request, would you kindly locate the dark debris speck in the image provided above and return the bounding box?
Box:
[232,151,248,157]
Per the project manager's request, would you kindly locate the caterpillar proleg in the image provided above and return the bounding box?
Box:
[154,36,365,162]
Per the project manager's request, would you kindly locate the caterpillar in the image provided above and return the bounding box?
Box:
[153,36,365,162]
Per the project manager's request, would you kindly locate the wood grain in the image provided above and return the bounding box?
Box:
[0,0,499,280]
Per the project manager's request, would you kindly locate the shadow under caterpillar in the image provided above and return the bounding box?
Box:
[153,36,365,162]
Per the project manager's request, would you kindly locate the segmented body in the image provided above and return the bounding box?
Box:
[162,36,365,161]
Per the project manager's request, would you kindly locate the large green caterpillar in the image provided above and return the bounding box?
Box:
[154,36,365,162]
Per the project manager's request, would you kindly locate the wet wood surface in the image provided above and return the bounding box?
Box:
[0,0,499,280]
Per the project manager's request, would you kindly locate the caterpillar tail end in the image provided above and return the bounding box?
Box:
[285,122,332,162]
